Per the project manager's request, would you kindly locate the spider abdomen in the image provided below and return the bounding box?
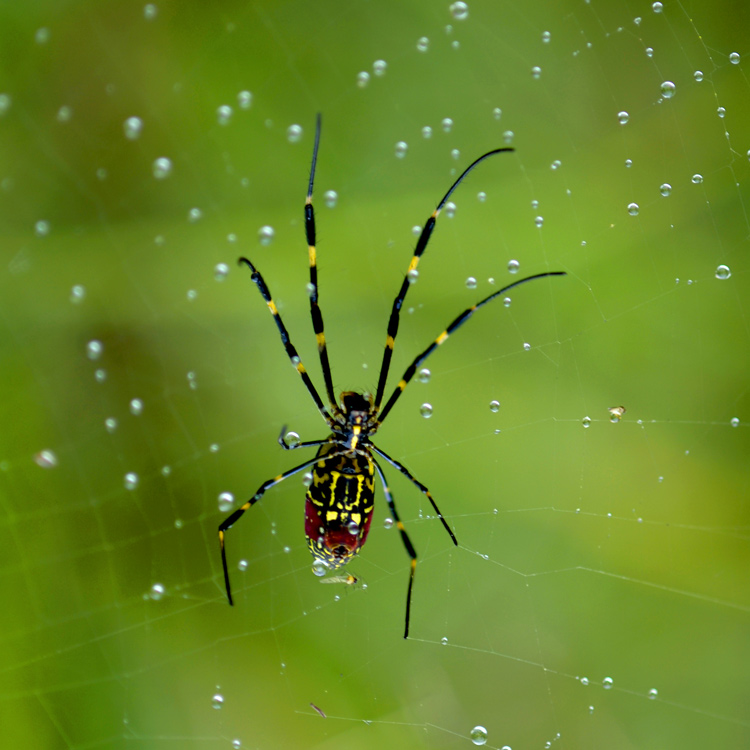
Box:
[305,442,375,569]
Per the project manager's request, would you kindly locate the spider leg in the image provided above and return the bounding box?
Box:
[372,458,418,639]
[276,424,331,451]
[304,114,339,413]
[371,445,457,546]
[238,256,333,426]
[219,451,325,605]
[376,271,566,425]
[373,147,515,412]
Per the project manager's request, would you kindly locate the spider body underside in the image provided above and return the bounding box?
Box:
[218,114,565,638]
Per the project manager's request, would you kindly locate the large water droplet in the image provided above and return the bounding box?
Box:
[660,81,676,98]
[287,124,303,143]
[420,403,433,418]
[258,225,275,245]
[450,2,469,20]
[470,726,488,746]
[152,157,172,179]
[715,264,731,280]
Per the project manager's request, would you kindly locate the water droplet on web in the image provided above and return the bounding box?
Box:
[691,174,703,184]
[70,285,86,303]
[730,417,740,427]
[715,264,731,280]
[124,473,139,490]
[477,191,486,202]
[347,521,359,535]
[535,215,544,226]
[492,107,502,120]
[542,30,551,43]
[602,676,614,689]
[648,688,658,699]
[211,693,224,710]
[717,106,726,119]
[645,47,654,58]
[580,676,589,685]
[34,450,58,468]
[105,418,117,433]
[306,282,316,298]
[123,116,143,140]
[186,289,197,301]
[442,117,453,132]
[258,225,275,245]
[508,259,519,274]
[444,201,456,218]
[395,141,409,159]
[188,207,203,223]
[421,126,432,139]
[417,368,431,383]
[659,183,672,197]
[465,276,477,289]
[503,297,511,307]
[152,157,172,179]
[489,400,500,412]
[57,105,72,123]
[217,105,232,125]
[450,2,469,20]
[130,398,143,415]
[238,559,248,571]
[302,472,313,487]
[523,342,531,351]
[323,190,338,208]
[660,81,676,98]
[373,59,387,76]
[627,203,639,216]
[407,268,419,284]
[416,36,430,52]
[441,636,448,645]
[149,583,164,600]
[695,69,705,82]
[237,90,253,109]
[214,263,229,281]
[470,726,488,746]
[143,4,158,20]
[35,220,50,237]
[232,739,242,749]
[729,52,740,65]
[652,2,663,12]
[582,416,591,428]
[383,517,394,529]
[420,403,433,418]
[412,225,422,236]
[284,431,301,447]
[531,66,542,79]
[218,492,234,512]
[161,465,171,475]
[617,111,629,125]
[624,159,632,168]
[502,130,514,144]
[356,71,370,88]
[287,124,303,143]
[86,340,103,361]
[451,148,460,161]
[312,559,328,577]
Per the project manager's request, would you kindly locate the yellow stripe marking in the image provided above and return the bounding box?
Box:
[316,332,325,347]
[296,361,307,374]
[436,330,449,345]
[398,379,407,391]
[386,335,395,350]
[408,256,419,272]
[326,510,338,522]
[309,246,317,265]
[268,301,278,315]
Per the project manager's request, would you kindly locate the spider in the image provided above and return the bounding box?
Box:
[219,114,565,638]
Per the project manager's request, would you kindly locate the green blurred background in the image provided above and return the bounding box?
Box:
[1,1,748,748]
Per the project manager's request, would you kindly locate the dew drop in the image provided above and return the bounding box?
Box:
[535,215,544,227]
[35,220,50,237]
[730,417,740,427]
[729,52,740,65]
[218,492,234,512]
[542,30,551,43]
[416,36,430,52]
[441,636,448,645]
[302,472,313,487]
[652,2,663,12]
[444,201,456,218]
[492,107,502,120]
[421,126,433,139]
[0,93,10,116]
[152,157,172,179]
[420,403,433,418]
[691,174,703,184]
[417,368,431,383]
[717,106,726,118]
[582,416,591,428]
[624,159,632,168]
[356,71,370,89]
[70,285,86,303]
[523,342,531,351]
[373,59,387,76]
[715,264,731,280]
[465,276,477,289]
[238,559,248,571]
[212,694,224,710]
[214,263,229,281]
[143,4,158,20]
[503,297,511,307]
[57,105,72,123]
[287,124,303,143]
[129,398,143,415]
[507,259,519,274]
[232,740,242,749]
[450,2,469,20]
[477,191,486,202]
[489,400,500,412]
[648,688,658,700]
[451,148,460,161]
[188,207,203,223]
[347,521,359,535]
[627,203,639,216]
[383,517,394,529]
[123,116,143,140]
[470,726,488,746]
[441,117,453,132]
[105,418,117,433]
[237,90,253,109]
[86,340,103,360]
[284,431,301,448]
[324,190,338,208]
[531,66,542,79]
[694,70,704,82]
[395,141,408,159]
[659,183,671,197]
[312,559,328,577]
[216,105,232,125]
[617,111,629,125]
[602,676,614,689]
[660,81,676,98]
[149,583,165,600]
[502,130,514,144]
[580,676,590,685]
[407,268,419,284]
[124,472,139,490]
[258,225,275,245]
[34,449,58,468]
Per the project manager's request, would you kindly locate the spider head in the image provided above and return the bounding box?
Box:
[304,497,374,571]
[340,391,373,424]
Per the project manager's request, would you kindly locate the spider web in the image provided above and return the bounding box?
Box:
[1,1,749,748]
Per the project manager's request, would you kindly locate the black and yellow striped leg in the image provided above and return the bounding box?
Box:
[371,445,457,548]
[305,114,339,412]
[373,147,516,412]
[219,452,327,605]
[372,459,418,639]
[238,256,333,426]
[376,271,566,424]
